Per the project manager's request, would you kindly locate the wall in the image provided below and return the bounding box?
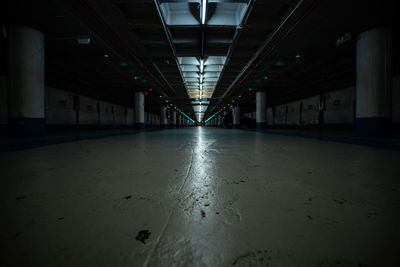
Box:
[127,108,134,126]
[243,74,400,128]
[0,83,149,132]
[300,95,319,125]
[274,105,286,125]
[147,113,160,127]
[2,75,399,131]
[324,86,355,125]
[45,88,134,130]
[45,87,76,125]
[286,102,299,126]
[99,100,114,126]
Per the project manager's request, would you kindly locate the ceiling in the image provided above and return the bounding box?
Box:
[1,0,398,121]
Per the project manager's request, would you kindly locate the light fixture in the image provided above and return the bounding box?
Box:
[76,35,91,45]
[104,54,109,58]
[296,54,301,58]
[200,59,204,73]
[201,0,207,25]
[200,74,203,83]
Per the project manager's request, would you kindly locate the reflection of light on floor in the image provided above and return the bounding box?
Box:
[176,127,221,265]
[180,127,217,221]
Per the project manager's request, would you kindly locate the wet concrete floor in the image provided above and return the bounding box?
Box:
[1,127,399,266]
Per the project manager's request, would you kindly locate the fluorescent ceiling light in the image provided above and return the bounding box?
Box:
[76,35,91,45]
[200,59,204,73]
[201,0,207,25]
[200,84,203,90]
[200,74,203,83]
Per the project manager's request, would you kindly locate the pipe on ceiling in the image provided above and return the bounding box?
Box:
[77,0,173,98]
[209,0,321,119]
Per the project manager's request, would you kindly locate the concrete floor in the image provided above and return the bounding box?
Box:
[1,127,399,267]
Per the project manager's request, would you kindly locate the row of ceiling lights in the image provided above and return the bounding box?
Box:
[199,58,204,100]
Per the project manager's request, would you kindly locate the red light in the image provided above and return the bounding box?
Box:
[149,88,153,91]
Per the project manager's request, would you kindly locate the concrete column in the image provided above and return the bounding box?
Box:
[356,28,392,137]
[217,115,221,127]
[134,91,145,129]
[172,110,177,127]
[160,106,167,128]
[8,26,45,136]
[232,106,240,128]
[256,91,266,129]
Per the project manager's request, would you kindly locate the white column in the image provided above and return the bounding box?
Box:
[134,91,145,129]
[232,106,240,128]
[8,26,45,136]
[256,91,266,129]
[172,110,177,127]
[356,28,392,136]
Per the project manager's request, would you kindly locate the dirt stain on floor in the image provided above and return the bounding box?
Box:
[135,230,151,244]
